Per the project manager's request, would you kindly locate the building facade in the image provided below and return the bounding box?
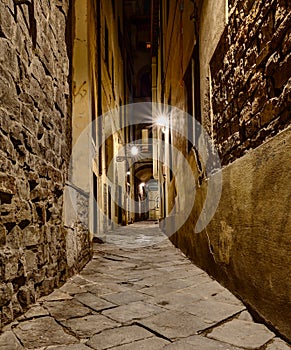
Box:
[153,0,291,340]
[0,0,133,328]
[0,0,89,327]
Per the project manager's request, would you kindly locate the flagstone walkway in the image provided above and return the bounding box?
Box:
[1,222,290,350]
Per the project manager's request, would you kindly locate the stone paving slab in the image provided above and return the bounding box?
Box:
[59,281,87,295]
[60,314,120,339]
[101,290,147,305]
[42,299,92,321]
[18,304,50,320]
[207,318,275,349]
[139,309,209,340]
[75,292,117,311]
[86,325,154,349]
[85,282,129,295]
[0,222,290,350]
[186,299,245,325]
[102,300,164,323]
[13,316,78,348]
[163,334,243,349]
[108,337,170,349]
[138,278,193,297]
[39,289,73,302]
[46,345,92,350]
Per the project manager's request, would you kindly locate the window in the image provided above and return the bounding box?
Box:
[91,83,96,144]
[119,98,122,131]
[118,17,123,56]
[169,132,173,181]
[105,21,109,70]
[184,43,201,152]
[108,185,112,220]
[112,56,115,98]
[166,0,170,24]
[98,117,103,175]
[93,173,98,233]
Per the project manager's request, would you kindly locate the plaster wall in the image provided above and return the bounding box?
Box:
[160,0,291,340]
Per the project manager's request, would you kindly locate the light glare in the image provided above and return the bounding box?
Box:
[130,145,139,156]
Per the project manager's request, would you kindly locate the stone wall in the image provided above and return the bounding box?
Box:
[210,0,291,165]
[159,0,291,341]
[0,0,92,328]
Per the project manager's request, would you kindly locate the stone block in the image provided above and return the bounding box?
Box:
[282,29,291,56]
[22,225,42,247]
[17,285,35,309]
[0,282,13,307]
[6,225,22,249]
[245,116,260,138]
[0,330,24,350]
[186,299,245,325]
[38,42,55,76]
[0,109,12,135]
[34,157,48,178]
[259,98,278,126]
[60,314,119,338]
[30,267,46,285]
[0,39,19,80]
[75,292,116,312]
[102,290,146,305]
[0,173,16,195]
[24,250,37,272]
[102,301,164,323]
[2,251,20,281]
[43,298,91,321]
[207,319,275,349]
[109,337,170,350]
[164,335,242,349]
[1,303,14,325]
[0,223,6,246]
[139,310,208,340]
[0,5,15,40]
[260,12,275,48]
[30,186,49,202]
[13,317,78,348]
[41,277,56,296]
[273,53,291,89]
[274,2,290,28]
[21,105,38,134]
[87,325,153,350]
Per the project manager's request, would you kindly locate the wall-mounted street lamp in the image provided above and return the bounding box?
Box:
[116,145,139,162]
[130,145,139,156]
[154,113,170,133]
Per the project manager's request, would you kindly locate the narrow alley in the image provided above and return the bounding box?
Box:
[0,222,289,350]
[0,0,290,348]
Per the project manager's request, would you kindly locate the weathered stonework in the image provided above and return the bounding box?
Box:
[210,0,291,165]
[155,0,291,341]
[0,0,92,328]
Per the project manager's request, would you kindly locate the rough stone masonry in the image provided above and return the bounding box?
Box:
[210,0,291,165]
[0,0,92,328]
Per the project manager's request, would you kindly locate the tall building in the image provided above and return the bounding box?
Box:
[153,0,291,339]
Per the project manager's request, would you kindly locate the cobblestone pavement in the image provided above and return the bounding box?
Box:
[1,222,290,350]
